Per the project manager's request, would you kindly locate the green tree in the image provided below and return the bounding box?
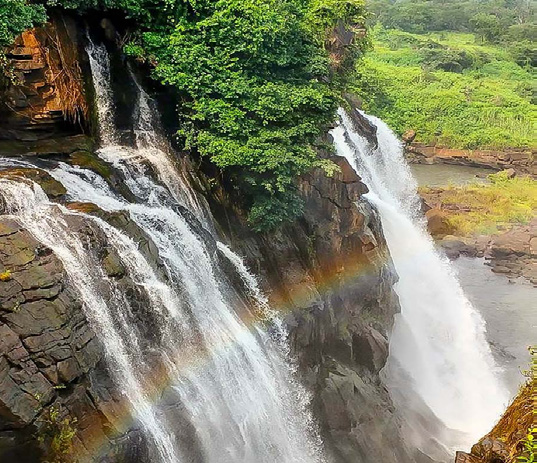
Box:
[470,12,504,42]
[0,0,46,47]
[125,0,367,230]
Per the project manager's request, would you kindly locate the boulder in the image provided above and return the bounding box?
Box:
[438,237,476,259]
[402,130,417,143]
[425,208,456,238]
[0,168,66,199]
[500,168,516,179]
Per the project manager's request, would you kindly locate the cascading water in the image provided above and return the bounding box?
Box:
[0,180,180,462]
[332,109,509,453]
[0,35,325,462]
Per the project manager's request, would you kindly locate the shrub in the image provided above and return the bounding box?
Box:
[0,0,46,47]
[123,0,367,230]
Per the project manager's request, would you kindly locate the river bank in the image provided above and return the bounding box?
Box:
[412,166,537,286]
[406,143,535,178]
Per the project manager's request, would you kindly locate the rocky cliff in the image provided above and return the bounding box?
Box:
[0,15,418,463]
[0,13,87,142]
[455,380,535,463]
[0,210,152,463]
[199,148,420,462]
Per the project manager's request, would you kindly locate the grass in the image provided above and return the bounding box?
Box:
[420,172,537,235]
[352,28,536,150]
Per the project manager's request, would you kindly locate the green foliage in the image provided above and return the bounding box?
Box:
[0,0,365,230]
[366,0,536,39]
[353,28,536,150]
[121,0,366,230]
[517,428,537,462]
[38,407,77,463]
[470,13,503,43]
[0,0,46,47]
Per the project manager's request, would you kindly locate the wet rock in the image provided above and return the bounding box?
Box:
[342,103,379,149]
[439,236,477,259]
[455,452,482,463]
[102,251,125,278]
[66,202,101,214]
[69,150,111,179]
[425,208,456,238]
[206,155,420,462]
[0,216,135,461]
[0,168,66,199]
[0,135,93,157]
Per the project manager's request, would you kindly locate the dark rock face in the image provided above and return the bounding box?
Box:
[206,156,417,462]
[342,95,379,149]
[0,212,152,463]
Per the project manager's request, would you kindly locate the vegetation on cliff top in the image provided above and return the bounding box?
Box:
[124,0,368,230]
[352,0,535,150]
[1,0,368,230]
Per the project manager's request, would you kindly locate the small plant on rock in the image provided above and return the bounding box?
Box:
[0,269,12,281]
[517,428,536,462]
[38,406,78,463]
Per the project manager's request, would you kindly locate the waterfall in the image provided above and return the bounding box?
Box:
[86,38,116,145]
[0,180,180,462]
[332,109,509,452]
[0,35,325,462]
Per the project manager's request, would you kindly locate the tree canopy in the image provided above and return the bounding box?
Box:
[1,0,368,230]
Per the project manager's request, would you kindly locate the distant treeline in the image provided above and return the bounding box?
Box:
[367,0,536,43]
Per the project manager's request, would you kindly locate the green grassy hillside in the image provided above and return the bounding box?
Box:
[352,27,536,150]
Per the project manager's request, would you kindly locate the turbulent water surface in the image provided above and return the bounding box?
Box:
[332,109,510,457]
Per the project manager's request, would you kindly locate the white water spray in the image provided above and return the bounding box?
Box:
[14,35,325,463]
[332,109,509,449]
[86,38,116,145]
[0,180,179,462]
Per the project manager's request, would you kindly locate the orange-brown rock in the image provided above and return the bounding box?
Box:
[406,144,535,177]
[454,382,535,463]
[0,14,88,141]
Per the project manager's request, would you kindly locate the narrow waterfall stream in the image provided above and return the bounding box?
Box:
[332,109,510,455]
[0,38,324,463]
